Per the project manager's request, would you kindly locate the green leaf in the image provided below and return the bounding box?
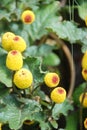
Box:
[49,119,58,129]
[52,99,73,120]
[0,10,11,22]
[0,48,12,87]
[47,21,87,44]
[24,44,56,57]
[23,2,59,43]
[76,0,87,4]
[40,0,56,4]
[78,2,87,20]
[0,83,9,99]
[24,45,38,57]
[43,52,60,66]
[33,87,46,100]
[37,44,56,57]
[81,44,87,53]
[73,82,87,105]
[19,0,40,10]
[39,122,51,130]
[0,94,42,129]
[65,111,79,130]
[0,0,14,7]
[24,57,45,86]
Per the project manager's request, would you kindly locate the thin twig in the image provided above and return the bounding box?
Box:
[15,0,18,8]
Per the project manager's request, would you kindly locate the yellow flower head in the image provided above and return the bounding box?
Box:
[13,68,33,89]
[81,51,87,69]
[82,68,87,81]
[79,92,87,107]
[1,32,15,51]
[85,16,87,26]
[84,118,87,129]
[44,72,60,88]
[21,10,35,24]
[11,35,27,52]
[50,87,66,103]
[6,50,23,70]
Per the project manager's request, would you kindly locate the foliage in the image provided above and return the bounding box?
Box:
[0,0,87,130]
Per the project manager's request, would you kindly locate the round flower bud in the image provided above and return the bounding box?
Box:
[44,72,60,88]
[21,10,35,24]
[6,50,23,70]
[84,118,87,129]
[81,51,87,69]
[13,68,33,89]
[1,32,15,51]
[82,68,87,81]
[79,92,87,107]
[50,87,66,103]
[11,35,27,52]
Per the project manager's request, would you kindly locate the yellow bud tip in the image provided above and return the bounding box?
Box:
[57,88,64,94]
[24,15,32,23]
[13,36,19,41]
[82,68,87,81]
[84,69,87,73]
[11,50,18,55]
[52,75,58,84]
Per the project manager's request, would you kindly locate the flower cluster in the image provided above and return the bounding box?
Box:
[80,52,87,108]
[79,51,87,129]
[44,72,66,103]
[1,31,33,89]
[2,32,26,52]
[1,10,35,90]
[0,9,67,130]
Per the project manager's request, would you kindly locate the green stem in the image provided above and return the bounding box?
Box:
[40,100,51,108]
[22,89,27,98]
[51,102,55,111]
[80,105,83,130]
[31,83,43,94]
[15,0,18,8]
[80,82,87,130]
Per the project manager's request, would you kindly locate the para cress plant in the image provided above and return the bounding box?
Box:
[1,1,87,130]
[0,9,67,130]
